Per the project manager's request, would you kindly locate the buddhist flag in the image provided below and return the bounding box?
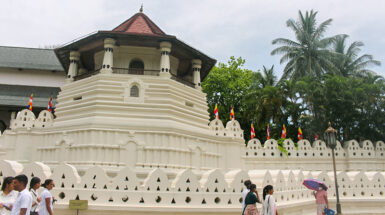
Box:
[47,96,53,112]
[27,94,33,111]
[214,104,219,119]
[267,124,270,140]
[250,122,255,139]
[298,127,303,140]
[281,124,287,138]
[230,106,235,120]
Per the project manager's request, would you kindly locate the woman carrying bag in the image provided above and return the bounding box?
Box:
[313,184,329,215]
[243,184,261,215]
[261,185,278,215]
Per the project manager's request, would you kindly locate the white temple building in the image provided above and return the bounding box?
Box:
[0,9,384,215]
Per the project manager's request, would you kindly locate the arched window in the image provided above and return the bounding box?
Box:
[130,85,139,97]
[129,59,144,75]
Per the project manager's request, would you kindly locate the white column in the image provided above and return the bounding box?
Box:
[192,59,202,89]
[159,41,172,78]
[100,38,116,74]
[9,112,16,129]
[66,51,80,82]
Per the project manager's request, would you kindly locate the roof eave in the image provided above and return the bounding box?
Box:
[98,31,175,39]
[54,31,176,72]
[0,65,64,72]
[55,31,217,79]
[170,38,216,81]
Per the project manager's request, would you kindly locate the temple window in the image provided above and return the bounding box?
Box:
[129,59,144,75]
[130,85,139,97]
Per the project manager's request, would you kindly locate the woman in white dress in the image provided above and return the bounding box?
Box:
[0,177,18,215]
[39,179,54,215]
[261,185,278,215]
[29,177,41,215]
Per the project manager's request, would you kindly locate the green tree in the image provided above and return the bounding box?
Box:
[260,65,277,87]
[292,76,327,140]
[278,80,305,141]
[201,10,385,144]
[331,34,381,77]
[203,58,385,144]
[323,74,385,140]
[244,66,286,140]
[297,74,385,141]
[271,10,337,82]
[349,74,385,140]
[202,56,254,139]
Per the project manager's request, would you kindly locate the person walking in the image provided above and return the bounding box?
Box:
[242,180,252,215]
[29,177,41,215]
[11,174,32,215]
[313,184,329,215]
[0,177,18,215]
[39,180,54,215]
[261,185,278,215]
[244,184,261,215]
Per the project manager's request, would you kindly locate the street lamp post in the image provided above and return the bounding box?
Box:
[324,122,342,215]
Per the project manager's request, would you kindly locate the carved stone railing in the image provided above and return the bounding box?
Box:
[112,67,159,76]
[0,160,383,215]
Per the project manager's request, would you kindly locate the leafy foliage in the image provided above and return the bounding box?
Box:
[202,10,384,145]
[202,56,254,134]
[331,34,381,77]
[277,138,289,156]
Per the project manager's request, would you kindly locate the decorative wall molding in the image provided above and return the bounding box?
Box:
[0,160,383,213]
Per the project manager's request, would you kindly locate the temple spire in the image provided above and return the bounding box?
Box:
[139,4,143,13]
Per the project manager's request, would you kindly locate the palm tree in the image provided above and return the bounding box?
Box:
[332,34,381,77]
[261,65,277,87]
[271,10,337,82]
[244,66,285,139]
[362,72,384,85]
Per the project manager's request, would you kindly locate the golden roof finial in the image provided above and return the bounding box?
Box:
[139,4,143,13]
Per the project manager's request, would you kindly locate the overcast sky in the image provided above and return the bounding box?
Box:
[1,0,384,77]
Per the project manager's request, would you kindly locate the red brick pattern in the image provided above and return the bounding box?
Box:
[125,16,153,34]
[113,13,165,36]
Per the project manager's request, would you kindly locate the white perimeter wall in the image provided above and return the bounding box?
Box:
[0,160,384,215]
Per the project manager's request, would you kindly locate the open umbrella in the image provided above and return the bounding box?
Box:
[302,178,328,191]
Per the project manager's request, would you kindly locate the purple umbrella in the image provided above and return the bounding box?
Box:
[303,178,328,191]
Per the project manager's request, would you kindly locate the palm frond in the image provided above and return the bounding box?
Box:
[313,18,333,40]
[271,38,301,47]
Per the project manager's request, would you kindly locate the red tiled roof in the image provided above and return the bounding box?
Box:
[113,12,166,36]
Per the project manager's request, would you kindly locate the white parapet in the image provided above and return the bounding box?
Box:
[243,138,385,172]
[0,160,383,215]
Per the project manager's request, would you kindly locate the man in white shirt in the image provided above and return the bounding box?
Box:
[11,175,32,215]
[241,179,252,215]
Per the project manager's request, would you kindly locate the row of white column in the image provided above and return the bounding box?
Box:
[66,38,202,89]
